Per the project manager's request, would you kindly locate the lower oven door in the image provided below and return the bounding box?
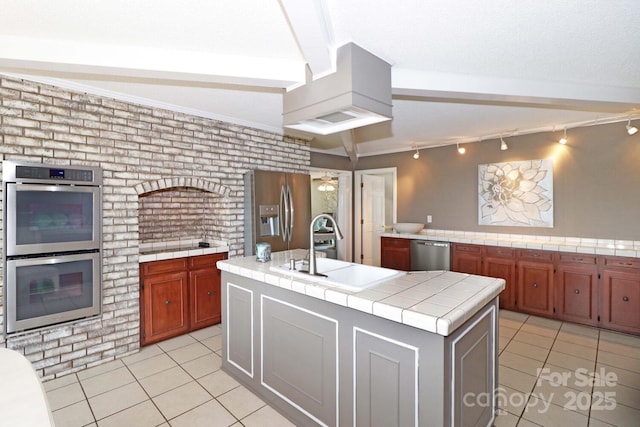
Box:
[5,252,101,333]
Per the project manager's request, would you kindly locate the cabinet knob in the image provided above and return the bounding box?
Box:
[574,289,580,294]
[165,300,171,305]
[623,296,630,302]
[532,283,538,288]
[207,291,213,296]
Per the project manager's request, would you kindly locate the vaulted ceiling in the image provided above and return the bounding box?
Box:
[1,0,639,158]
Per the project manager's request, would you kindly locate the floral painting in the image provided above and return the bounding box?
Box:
[478,159,553,227]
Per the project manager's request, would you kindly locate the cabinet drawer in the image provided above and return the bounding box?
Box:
[453,243,482,255]
[189,253,227,270]
[381,237,411,248]
[559,253,597,265]
[603,256,640,270]
[517,249,554,262]
[141,258,188,275]
[485,246,514,258]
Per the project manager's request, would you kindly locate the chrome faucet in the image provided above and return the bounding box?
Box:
[307,213,344,276]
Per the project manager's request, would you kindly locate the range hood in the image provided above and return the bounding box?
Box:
[283,43,392,135]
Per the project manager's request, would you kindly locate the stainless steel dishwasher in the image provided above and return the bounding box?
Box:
[410,240,451,271]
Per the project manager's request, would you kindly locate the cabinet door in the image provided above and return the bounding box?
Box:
[517,260,554,317]
[452,243,483,275]
[262,297,337,426]
[483,253,516,310]
[142,271,189,345]
[380,237,411,271]
[601,269,640,334]
[556,264,598,326]
[189,268,221,330]
[354,329,417,427]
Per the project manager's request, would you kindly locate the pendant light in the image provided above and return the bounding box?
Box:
[457,143,465,154]
[626,118,638,136]
[413,146,420,160]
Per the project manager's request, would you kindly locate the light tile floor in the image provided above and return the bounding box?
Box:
[44,325,295,427]
[44,312,640,426]
[496,310,640,427]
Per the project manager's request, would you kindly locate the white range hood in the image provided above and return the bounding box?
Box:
[283,43,392,135]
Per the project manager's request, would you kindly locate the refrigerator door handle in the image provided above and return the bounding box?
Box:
[280,184,289,242]
[287,184,294,242]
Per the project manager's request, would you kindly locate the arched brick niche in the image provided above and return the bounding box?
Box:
[136,178,236,248]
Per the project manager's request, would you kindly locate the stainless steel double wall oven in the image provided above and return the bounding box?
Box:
[3,161,102,334]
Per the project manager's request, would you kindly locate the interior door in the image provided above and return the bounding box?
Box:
[361,174,385,266]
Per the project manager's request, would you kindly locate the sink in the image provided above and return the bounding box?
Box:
[270,257,406,292]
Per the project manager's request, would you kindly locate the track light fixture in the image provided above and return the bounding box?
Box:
[626,118,638,136]
[500,136,508,151]
[558,128,568,145]
[457,143,465,154]
[413,146,420,159]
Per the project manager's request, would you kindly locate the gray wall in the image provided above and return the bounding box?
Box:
[312,122,640,240]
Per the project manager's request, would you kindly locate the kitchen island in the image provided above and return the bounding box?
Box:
[217,250,504,427]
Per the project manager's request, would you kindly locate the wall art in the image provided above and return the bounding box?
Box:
[478,159,553,227]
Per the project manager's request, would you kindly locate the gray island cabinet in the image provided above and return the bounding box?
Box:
[217,250,504,427]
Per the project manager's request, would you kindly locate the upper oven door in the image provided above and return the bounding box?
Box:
[6,183,101,256]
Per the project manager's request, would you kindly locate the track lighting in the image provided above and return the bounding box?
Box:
[413,147,420,159]
[500,137,508,151]
[558,128,567,145]
[626,118,638,136]
[457,143,465,154]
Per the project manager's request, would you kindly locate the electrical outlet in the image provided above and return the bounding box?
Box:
[427,215,432,224]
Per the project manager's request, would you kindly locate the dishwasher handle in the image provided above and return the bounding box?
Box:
[413,240,450,248]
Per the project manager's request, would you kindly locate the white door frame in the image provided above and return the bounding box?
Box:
[354,168,397,265]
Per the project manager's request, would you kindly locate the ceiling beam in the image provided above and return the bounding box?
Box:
[279,0,334,81]
[0,35,306,89]
[392,68,640,113]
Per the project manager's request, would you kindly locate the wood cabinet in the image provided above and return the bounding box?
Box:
[555,253,599,326]
[516,249,555,317]
[483,246,517,310]
[390,236,640,335]
[140,252,227,345]
[600,256,640,335]
[380,237,411,271]
[452,243,483,275]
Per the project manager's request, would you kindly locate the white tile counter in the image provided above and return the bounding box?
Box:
[383,228,640,258]
[216,249,504,336]
[139,239,229,263]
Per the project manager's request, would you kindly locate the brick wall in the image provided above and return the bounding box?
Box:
[0,75,310,379]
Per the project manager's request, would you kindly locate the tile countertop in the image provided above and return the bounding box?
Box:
[216,249,505,336]
[383,228,640,258]
[139,239,229,263]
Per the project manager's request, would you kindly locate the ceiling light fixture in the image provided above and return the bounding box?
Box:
[413,146,420,160]
[318,174,336,192]
[558,128,568,145]
[500,136,508,151]
[626,118,638,136]
[457,143,465,154]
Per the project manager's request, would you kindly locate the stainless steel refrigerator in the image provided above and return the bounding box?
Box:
[244,170,311,255]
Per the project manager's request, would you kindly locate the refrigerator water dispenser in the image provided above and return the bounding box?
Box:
[259,205,279,237]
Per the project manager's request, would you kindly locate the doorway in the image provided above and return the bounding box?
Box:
[309,168,353,262]
[354,168,397,266]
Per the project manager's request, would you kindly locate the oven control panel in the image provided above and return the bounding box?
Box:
[16,166,93,182]
[3,161,102,185]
